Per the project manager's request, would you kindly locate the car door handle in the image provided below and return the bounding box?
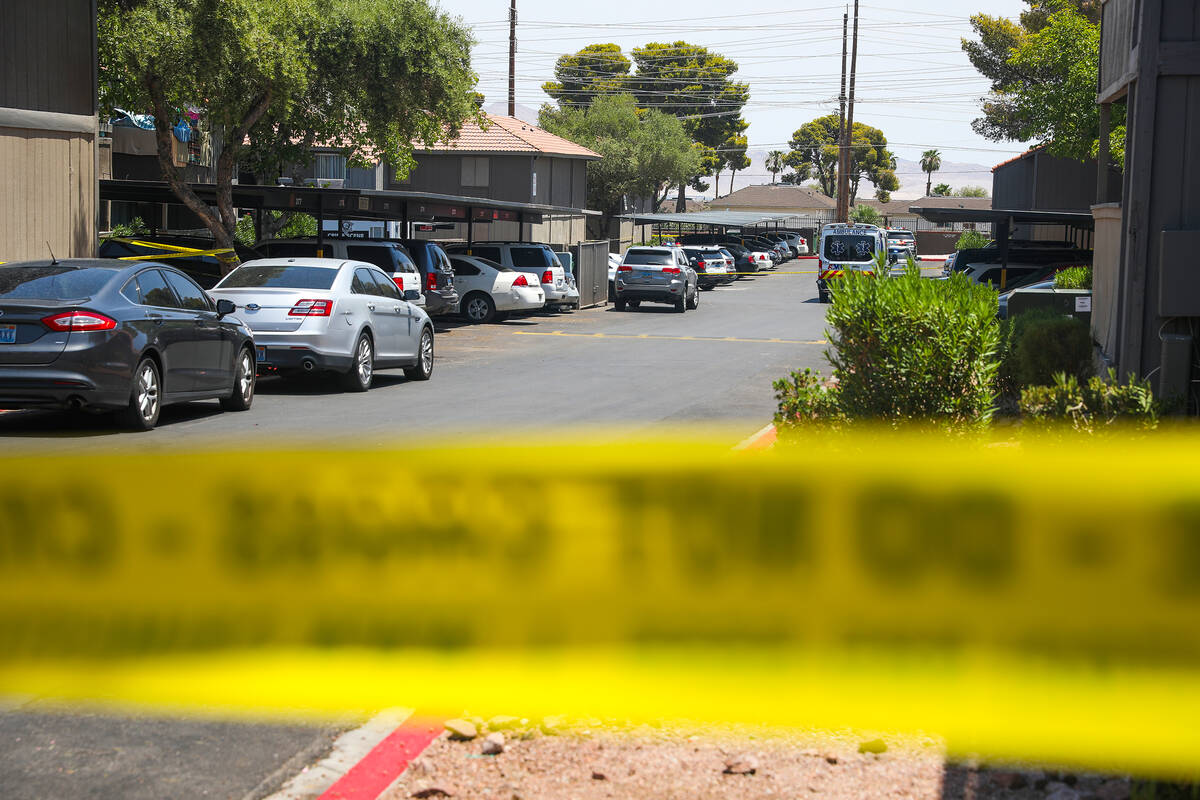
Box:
[394,306,403,313]
[367,304,376,311]
[147,313,164,325]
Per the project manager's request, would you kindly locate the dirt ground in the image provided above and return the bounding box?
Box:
[381,720,1132,800]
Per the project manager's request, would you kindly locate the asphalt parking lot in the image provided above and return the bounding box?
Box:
[0,265,834,450]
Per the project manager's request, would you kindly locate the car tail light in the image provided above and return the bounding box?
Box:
[426,272,438,291]
[288,299,332,316]
[696,259,706,269]
[512,273,528,287]
[541,270,554,284]
[663,267,682,274]
[41,310,117,331]
[618,265,632,272]
[392,277,405,290]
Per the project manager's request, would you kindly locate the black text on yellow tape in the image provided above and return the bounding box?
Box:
[1,435,1199,776]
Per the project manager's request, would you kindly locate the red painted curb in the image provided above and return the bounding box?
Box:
[318,717,443,800]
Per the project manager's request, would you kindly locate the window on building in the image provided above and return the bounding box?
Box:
[314,153,346,181]
[461,156,490,187]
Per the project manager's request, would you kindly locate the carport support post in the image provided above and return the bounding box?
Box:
[997,218,1011,290]
[466,207,474,253]
[316,193,326,257]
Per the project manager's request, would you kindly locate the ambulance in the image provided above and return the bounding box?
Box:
[816,222,886,303]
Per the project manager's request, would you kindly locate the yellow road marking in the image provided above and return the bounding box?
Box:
[511,331,826,345]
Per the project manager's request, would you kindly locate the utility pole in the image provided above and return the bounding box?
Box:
[836,8,849,222]
[837,0,860,223]
[508,0,517,117]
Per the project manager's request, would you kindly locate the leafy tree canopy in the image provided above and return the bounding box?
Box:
[786,114,899,203]
[932,183,953,196]
[962,0,1121,164]
[100,0,479,265]
[539,94,700,238]
[542,44,632,108]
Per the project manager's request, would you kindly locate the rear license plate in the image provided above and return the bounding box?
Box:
[255,346,267,362]
[0,325,15,344]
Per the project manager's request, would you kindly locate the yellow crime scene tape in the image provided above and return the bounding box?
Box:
[108,237,235,261]
[1,433,1199,777]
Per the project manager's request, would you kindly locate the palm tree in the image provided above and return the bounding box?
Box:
[765,151,786,184]
[920,149,942,197]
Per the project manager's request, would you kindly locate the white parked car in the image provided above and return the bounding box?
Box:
[209,257,434,391]
[447,255,546,323]
[443,242,571,310]
[256,239,425,306]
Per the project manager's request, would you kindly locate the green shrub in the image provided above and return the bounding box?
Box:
[1013,313,1092,389]
[821,268,1000,428]
[1054,265,1092,289]
[1020,369,1157,431]
[773,368,843,433]
[996,307,1066,410]
[955,229,990,250]
[105,217,149,239]
[849,204,881,226]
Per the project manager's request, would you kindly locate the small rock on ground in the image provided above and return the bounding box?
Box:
[723,756,759,775]
[482,733,505,755]
[444,719,477,741]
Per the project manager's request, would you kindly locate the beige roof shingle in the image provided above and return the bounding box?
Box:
[710,184,837,210]
[418,114,600,160]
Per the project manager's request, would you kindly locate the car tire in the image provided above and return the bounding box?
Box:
[614,298,627,311]
[463,292,496,324]
[493,311,511,322]
[404,326,434,381]
[219,346,255,411]
[674,294,686,313]
[118,356,161,431]
[628,300,640,309]
[341,332,374,392]
[686,284,699,310]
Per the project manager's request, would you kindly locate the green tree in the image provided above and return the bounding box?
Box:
[630,42,749,210]
[787,114,898,204]
[724,134,751,195]
[542,44,632,108]
[849,204,881,225]
[100,0,479,270]
[765,150,786,184]
[958,185,989,197]
[963,0,1120,163]
[539,94,700,240]
[932,183,952,196]
[920,149,942,197]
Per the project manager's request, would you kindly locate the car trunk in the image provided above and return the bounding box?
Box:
[208,288,333,332]
[0,301,73,365]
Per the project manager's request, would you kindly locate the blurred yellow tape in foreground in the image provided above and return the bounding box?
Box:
[1,434,1200,775]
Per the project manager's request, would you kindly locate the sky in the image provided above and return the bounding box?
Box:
[447,0,1032,187]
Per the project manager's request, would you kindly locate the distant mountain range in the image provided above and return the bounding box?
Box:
[484,102,542,124]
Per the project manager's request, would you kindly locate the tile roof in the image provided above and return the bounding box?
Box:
[417,114,600,159]
[709,184,837,210]
[991,146,1045,172]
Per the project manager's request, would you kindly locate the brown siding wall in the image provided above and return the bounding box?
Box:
[0,128,96,261]
[1,0,96,116]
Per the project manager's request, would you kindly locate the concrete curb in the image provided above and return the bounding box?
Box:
[258,708,413,800]
[734,423,777,451]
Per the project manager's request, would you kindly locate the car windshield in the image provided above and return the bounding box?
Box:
[624,251,674,266]
[0,266,115,300]
[218,265,338,290]
[887,232,913,240]
[823,235,876,261]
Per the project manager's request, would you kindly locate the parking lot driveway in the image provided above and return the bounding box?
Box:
[0,709,344,800]
[0,270,830,449]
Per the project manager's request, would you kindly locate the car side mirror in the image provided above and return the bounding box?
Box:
[215,298,236,317]
[404,289,422,302]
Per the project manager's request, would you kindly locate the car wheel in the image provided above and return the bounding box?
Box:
[219,346,255,411]
[118,356,161,431]
[614,298,627,311]
[686,284,699,309]
[341,332,374,392]
[404,326,434,381]
[628,300,640,309]
[674,294,686,313]
[463,292,496,324]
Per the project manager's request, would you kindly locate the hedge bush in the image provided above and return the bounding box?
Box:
[955,229,990,250]
[1012,313,1093,390]
[1020,370,1158,431]
[1054,265,1092,290]
[774,268,1001,432]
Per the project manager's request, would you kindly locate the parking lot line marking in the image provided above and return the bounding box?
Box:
[510,331,826,345]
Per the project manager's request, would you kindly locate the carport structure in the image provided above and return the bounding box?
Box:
[100,179,599,248]
[619,210,813,246]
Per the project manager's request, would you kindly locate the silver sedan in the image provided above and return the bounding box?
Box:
[209,257,435,391]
